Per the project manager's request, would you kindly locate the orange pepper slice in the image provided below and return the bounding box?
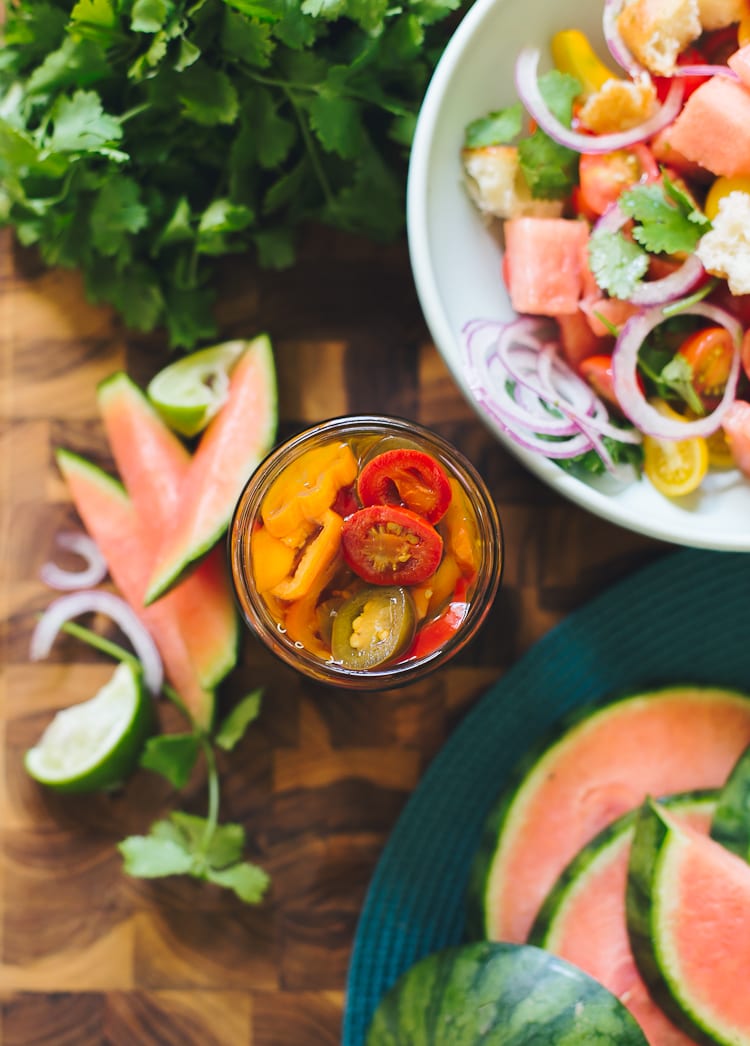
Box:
[250,525,297,592]
[262,442,358,538]
[283,553,344,658]
[270,509,343,602]
[440,479,480,577]
[411,553,463,621]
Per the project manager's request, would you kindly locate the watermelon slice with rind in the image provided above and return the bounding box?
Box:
[97,371,238,689]
[467,685,750,945]
[56,449,215,729]
[144,333,277,604]
[627,797,750,1046]
[366,940,649,1045]
[531,791,716,1046]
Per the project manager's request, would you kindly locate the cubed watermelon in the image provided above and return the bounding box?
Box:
[728,44,750,89]
[503,218,591,315]
[668,76,750,178]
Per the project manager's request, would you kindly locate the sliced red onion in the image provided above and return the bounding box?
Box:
[629,254,706,305]
[463,317,641,468]
[39,531,108,591]
[671,64,738,80]
[602,0,645,77]
[515,47,684,155]
[611,301,743,437]
[30,589,164,695]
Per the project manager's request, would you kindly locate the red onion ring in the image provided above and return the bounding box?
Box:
[39,531,108,591]
[602,0,645,77]
[671,64,739,80]
[515,47,684,155]
[30,589,164,696]
[611,301,743,438]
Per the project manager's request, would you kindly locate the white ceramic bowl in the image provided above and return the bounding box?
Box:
[407,0,750,551]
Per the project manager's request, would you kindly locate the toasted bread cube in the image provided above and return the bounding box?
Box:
[617,0,701,75]
[578,77,657,133]
[461,145,564,220]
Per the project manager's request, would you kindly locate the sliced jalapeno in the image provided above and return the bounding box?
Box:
[330,586,416,670]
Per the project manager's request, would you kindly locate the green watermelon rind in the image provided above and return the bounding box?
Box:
[710,742,750,861]
[365,941,649,1045]
[465,683,750,942]
[143,333,278,605]
[529,789,718,950]
[626,799,740,1046]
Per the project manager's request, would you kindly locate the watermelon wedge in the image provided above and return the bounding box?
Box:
[97,371,238,689]
[710,742,750,861]
[366,941,649,1045]
[530,791,716,1046]
[467,685,750,945]
[144,334,277,604]
[627,798,750,1045]
[56,449,215,730]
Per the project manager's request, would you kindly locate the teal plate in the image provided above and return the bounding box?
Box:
[342,547,750,1044]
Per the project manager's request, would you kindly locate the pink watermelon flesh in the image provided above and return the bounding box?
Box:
[484,686,750,944]
[97,372,238,689]
[656,816,750,1038]
[144,334,277,604]
[504,217,591,315]
[543,802,713,1046]
[56,449,215,729]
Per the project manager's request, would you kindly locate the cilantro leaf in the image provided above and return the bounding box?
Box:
[45,90,123,155]
[206,861,270,903]
[619,175,710,255]
[176,65,239,126]
[90,175,149,257]
[588,228,651,300]
[118,830,195,877]
[214,689,263,752]
[464,104,523,149]
[659,354,705,415]
[130,0,174,32]
[139,733,201,788]
[517,71,580,200]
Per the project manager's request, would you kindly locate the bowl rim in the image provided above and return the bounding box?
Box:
[406,0,750,553]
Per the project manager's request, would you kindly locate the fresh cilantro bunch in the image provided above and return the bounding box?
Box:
[463,70,581,200]
[0,0,462,348]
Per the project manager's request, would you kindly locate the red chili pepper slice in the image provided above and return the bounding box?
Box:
[402,576,472,661]
[341,504,443,586]
[357,449,452,524]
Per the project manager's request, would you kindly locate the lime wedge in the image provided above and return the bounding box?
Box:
[24,661,154,793]
[147,340,248,437]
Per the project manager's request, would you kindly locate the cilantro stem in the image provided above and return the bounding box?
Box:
[198,736,220,854]
[281,85,335,209]
[662,278,719,317]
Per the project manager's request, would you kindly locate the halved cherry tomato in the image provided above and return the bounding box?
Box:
[341,504,443,586]
[677,326,735,410]
[642,400,709,496]
[357,449,452,524]
[577,144,659,217]
[579,354,645,411]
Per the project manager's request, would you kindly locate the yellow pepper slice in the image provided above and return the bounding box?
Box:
[551,29,618,98]
[261,441,358,538]
[439,478,481,577]
[270,509,343,602]
[283,553,344,659]
[411,554,463,621]
[250,525,297,592]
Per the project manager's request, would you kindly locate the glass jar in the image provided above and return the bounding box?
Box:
[228,415,503,689]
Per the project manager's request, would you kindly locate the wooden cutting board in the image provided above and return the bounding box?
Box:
[0,225,664,1044]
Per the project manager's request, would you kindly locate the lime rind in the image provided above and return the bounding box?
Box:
[24,661,154,793]
[147,340,248,437]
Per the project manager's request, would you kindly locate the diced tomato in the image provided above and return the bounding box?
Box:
[341,504,443,586]
[555,312,607,370]
[577,145,659,217]
[743,330,750,385]
[580,354,646,411]
[677,326,735,410]
[721,400,750,477]
[357,449,452,524]
[654,47,711,102]
[579,296,640,337]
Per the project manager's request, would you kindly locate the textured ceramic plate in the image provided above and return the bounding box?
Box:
[342,547,750,1043]
[406,0,750,552]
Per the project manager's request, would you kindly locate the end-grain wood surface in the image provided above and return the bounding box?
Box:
[0,224,667,1044]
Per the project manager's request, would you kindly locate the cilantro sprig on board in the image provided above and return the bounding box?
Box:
[0,0,463,347]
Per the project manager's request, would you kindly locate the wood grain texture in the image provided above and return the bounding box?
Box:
[0,225,667,1044]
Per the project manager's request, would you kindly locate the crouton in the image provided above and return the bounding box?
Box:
[695,190,750,293]
[698,0,746,30]
[578,76,658,133]
[617,0,701,75]
[461,145,564,220]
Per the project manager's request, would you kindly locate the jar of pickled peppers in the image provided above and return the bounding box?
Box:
[228,415,503,688]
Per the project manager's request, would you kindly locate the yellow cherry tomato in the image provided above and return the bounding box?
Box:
[642,400,708,496]
[704,176,750,220]
[551,29,618,98]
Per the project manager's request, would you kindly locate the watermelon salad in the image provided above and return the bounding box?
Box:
[367,685,750,1043]
[461,0,750,499]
